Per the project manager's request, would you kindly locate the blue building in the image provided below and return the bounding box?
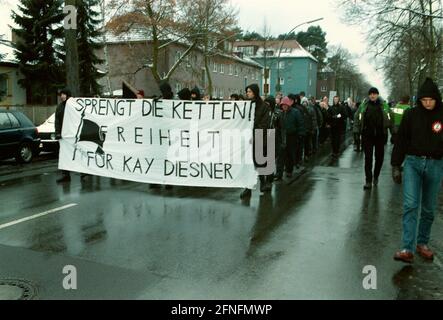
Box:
[233,40,318,97]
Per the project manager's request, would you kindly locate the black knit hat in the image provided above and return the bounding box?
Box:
[178,88,192,100]
[159,81,174,99]
[417,77,442,101]
[368,87,379,95]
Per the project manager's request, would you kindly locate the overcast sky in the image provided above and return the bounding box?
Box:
[229,0,387,96]
[0,0,387,96]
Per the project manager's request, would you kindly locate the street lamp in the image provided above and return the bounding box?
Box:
[276,17,324,94]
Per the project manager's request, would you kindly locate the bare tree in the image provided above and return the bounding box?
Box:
[338,0,443,97]
[177,0,238,96]
[107,0,202,86]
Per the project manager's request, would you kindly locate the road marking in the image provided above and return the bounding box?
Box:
[0,203,78,230]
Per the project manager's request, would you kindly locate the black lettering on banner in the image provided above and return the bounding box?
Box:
[181,130,190,148]
[195,102,205,120]
[222,102,233,120]
[127,100,134,117]
[87,151,94,167]
[75,98,85,112]
[99,99,107,115]
[164,160,174,176]
[95,153,105,168]
[142,100,153,116]
[144,158,154,174]
[172,101,182,119]
[183,102,193,120]
[178,161,188,177]
[149,128,153,145]
[118,127,126,142]
[123,156,132,172]
[159,129,171,146]
[189,162,200,178]
[234,102,246,120]
[209,102,219,120]
[214,163,223,179]
[153,100,163,117]
[85,99,94,114]
[248,102,254,121]
[106,153,114,170]
[202,163,213,179]
[116,100,127,116]
[225,163,233,179]
[208,131,220,148]
[133,158,142,174]
[134,127,143,144]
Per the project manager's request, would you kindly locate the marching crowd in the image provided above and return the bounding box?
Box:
[55,77,443,264]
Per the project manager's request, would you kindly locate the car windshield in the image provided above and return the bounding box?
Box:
[46,114,55,124]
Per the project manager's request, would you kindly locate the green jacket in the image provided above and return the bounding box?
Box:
[353,98,393,135]
[390,103,410,127]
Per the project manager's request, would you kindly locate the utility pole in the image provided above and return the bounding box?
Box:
[65,0,80,96]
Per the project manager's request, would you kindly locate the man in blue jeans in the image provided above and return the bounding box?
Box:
[392,78,443,263]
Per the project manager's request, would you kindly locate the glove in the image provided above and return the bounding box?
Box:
[392,166,402,184]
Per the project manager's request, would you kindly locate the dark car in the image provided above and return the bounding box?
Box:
[0,110,40,163]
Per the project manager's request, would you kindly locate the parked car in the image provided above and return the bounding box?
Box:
[0,110,40,163]
[37,113,59,153]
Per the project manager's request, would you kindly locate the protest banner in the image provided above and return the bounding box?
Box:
[59,98,259,188]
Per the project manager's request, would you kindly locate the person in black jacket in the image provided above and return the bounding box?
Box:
[240,84,272,199]
[55,88,72,183]
[328,96,347,159]
[392,78,443,264]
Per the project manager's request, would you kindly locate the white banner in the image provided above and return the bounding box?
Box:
[59,98,258,189]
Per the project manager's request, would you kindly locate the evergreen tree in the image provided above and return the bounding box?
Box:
[12,0,65,104]
[77,0,104,96]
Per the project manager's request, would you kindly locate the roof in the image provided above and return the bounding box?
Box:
[0,43,17,64]
[103,29,263,69]
[0,61,18,68]
[233,40,318,62]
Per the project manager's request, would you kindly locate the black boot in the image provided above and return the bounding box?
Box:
[57,174,71,184]
[240,188,252,199]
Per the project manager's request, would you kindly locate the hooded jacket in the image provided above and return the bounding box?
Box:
[178,88,192,100]
[391,78,443,166]
[55,88,72,135]
[191,87,202,101]
[159,81,174,99]
[246,84,270,131]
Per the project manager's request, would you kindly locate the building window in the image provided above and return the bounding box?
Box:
[310,63,312,70]
[321,86,327,92]
[0,75,8,98]
[219,88,224,99]
[213,62,218,73]
[235,66,239,77]
[185,55,191,68]
[279,77,285,85]
[278,61,285,69]
[175,51,182,64]
[256,72,259,80]
[309,79,312,86]
[220,64,225,74]
[229,65,233,75]
[175,83,182,94]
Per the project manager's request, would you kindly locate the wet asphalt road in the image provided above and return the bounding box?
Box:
[0,140,443,300]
